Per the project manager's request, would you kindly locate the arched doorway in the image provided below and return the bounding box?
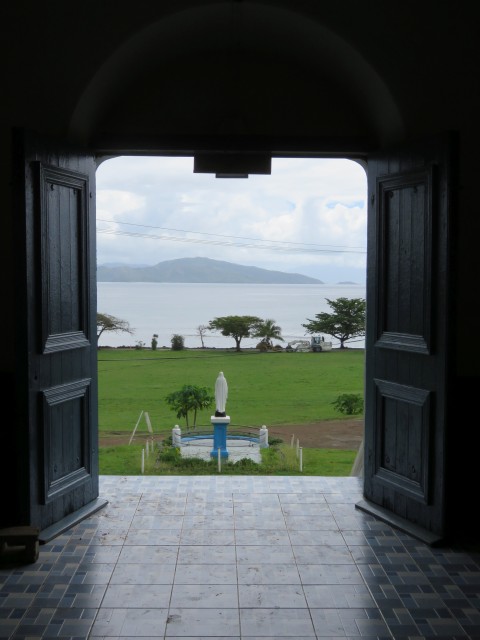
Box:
[15,3,452,543]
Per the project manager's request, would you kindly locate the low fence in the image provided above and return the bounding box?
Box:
[173,424,269,449]
[181,424,261,440]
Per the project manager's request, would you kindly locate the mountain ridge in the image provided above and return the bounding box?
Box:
[97,257,324,284]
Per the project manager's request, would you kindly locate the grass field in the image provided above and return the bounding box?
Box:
[98,347,365,475]
[99,442,357,476]
[98,347,365,436]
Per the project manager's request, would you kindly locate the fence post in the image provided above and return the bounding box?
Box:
[299,447,303,472]
[218,447,221,473]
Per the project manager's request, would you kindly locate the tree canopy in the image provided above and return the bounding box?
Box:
[253,318,284,348]
[208,315,263,351]
[97,312,134,340]
[302,297,366,349]
[165,384,214,427]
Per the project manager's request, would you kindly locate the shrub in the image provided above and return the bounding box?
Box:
[332,393,364,415]
[171,334,185,350]
[156,444,181,464]
[151,334,158,350]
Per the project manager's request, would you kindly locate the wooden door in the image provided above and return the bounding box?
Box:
[14,130,106,539]
[359,135,453,543]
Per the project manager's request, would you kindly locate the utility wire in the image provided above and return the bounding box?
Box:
[97,218,366,255]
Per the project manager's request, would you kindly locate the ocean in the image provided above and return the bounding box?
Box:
[97,282,366,349]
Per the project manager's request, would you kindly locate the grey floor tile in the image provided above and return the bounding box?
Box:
[164,637,239,640]
[234,516,287,530]
[83,545,123,564]
[174,564,237,585]
[91,607,169,636]
[236,545,295,564]
[284,515,339,530]
[303,584,376,608]
[238,584,307,608]
[165,607,240,636]
[117,545,179,564]
[130,515,184,530]
[239,607,315,636]
[237,563,303,585]
[183,505,234,517]
[182,516,235,530]
[288,530,347,546]
[124,529,181,545]
[281,503,332,516]
[71,564,116,585]
[102,584,172,608]
[177,545,236,564]
[298,563,365,585]
[180,528,235,545]
[279,493,327,504]
[60,584,107,608]
[293,544,355,565]
[170,583,238,607]
[110,563,175,585]
[310,607,392,637]
[234,529,291,546]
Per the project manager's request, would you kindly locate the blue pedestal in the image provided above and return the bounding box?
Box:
[210,416,230,459]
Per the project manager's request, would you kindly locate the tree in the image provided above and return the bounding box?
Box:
[171,334,185,350]
[208,315,262,351]
[97,312,134,340]
[302,297,366,349]
[165,384,214,427]
[253,318,284,348]
[196,324,208,348]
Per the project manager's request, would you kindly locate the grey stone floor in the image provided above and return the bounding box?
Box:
[1,475,480,639]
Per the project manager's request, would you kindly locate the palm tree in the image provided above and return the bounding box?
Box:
[191,387,214,427]
[254,318,284,348]
[165,385,214,428]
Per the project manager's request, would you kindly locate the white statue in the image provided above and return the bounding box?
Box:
[215,371,228,416]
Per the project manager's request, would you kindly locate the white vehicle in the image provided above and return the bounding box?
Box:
[310,336,333,352]
[286,336,333,352]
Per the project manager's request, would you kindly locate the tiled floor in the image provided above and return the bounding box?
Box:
[1,475,480,639]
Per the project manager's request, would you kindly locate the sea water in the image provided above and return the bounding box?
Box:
[97,282,366,349]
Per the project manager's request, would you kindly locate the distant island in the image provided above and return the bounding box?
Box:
[97,257,325,284]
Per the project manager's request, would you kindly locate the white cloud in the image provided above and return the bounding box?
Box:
[95,156,367,281]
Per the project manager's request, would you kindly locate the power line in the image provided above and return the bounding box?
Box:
[97,218,367,255]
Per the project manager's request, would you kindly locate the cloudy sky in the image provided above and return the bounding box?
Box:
[96,156,367,284]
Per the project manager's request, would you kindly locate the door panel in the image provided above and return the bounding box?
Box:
[360,136,452,541]
[14,129,105,536]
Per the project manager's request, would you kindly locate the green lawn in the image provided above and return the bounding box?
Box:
[98,347,365,475]
[98,347,365,436]
[99,442,357,476]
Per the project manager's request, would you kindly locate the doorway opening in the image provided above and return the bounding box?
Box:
[95,155,367,476]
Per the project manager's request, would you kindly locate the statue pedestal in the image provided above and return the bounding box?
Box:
[210,416,230,459]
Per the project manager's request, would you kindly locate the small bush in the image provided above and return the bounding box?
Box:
[171,334,185,350]
[332,393,364,415]
[157,445,181,463]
